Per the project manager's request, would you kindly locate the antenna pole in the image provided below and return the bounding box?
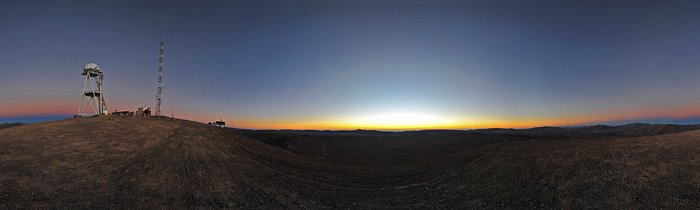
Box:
[156,41,164,116]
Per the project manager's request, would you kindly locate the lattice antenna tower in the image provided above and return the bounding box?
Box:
[156,41,164,116]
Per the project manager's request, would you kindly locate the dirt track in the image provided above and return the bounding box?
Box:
[2,117,700,208]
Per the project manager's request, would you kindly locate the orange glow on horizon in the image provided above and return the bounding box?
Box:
[4,101,700,130]
[222,103,700,130]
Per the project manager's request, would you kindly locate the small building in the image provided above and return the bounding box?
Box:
[208,120,226,128]
[135,107,151,117]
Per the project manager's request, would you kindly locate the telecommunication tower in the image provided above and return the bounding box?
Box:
[156,41,164,116]
[78,63,107,116]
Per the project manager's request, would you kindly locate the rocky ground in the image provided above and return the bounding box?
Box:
[2,117,700,208]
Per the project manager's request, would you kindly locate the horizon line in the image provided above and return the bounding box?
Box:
[3,114,700,131]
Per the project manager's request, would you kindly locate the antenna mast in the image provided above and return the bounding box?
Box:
[156,41,164,116]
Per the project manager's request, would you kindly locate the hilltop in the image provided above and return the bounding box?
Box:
[2,117,700,208]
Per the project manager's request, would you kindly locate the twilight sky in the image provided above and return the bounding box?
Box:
[2,0,700,129]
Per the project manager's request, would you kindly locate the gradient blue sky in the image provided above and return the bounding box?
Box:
[2,0,700,129]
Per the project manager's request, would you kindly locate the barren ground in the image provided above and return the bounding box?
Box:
[2,117,700,208]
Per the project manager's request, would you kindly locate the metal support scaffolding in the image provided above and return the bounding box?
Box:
[156,41,164,116]
[77,63,107,116]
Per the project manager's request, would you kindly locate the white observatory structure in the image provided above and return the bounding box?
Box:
[77,63,108,116]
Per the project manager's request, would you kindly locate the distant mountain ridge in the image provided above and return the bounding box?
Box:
[234,123,700,138]
[474,123,700,137]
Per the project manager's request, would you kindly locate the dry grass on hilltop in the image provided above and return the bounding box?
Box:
[2,117,700,208]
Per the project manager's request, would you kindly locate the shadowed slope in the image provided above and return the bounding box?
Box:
[0,123,24,129]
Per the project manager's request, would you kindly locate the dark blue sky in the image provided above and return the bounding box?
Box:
[2,0,700,129]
